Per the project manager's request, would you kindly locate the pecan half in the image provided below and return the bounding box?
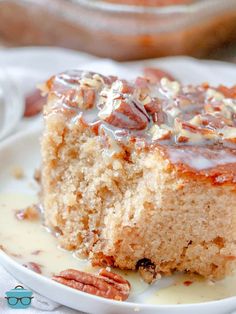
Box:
[99,98,149,130]
[98,79,150,130]
[34,169,41,184]
[52,268,130,301]
[183,280,193,286]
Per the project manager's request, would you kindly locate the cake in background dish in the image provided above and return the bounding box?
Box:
[104,0,192,6]
[41,70,236,282]
[0,0,235,60]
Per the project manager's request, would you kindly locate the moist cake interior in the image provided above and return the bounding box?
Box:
[41,70,236,281]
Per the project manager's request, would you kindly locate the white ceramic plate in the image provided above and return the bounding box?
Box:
[0,70,24,141]
[0,56,236,314]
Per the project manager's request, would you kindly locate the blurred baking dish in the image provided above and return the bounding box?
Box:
[0,0,235,60]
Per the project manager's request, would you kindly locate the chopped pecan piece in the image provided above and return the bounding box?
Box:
[149,124,172,141]
[24,89,46,117]
[177,136,189,143]
[91,253,115,268]
[52,268,130,301]
[221,126,236,144]
[98,79,150,130]
[143,67,176,83]
[201,114,233,129]
[206,88,224,101]
[34,169,41,184]
[64,88,95,110]
[0,244,6,252]
[23,262,42,274]
[217,85,236,99]
[144,100,168,124]
[15,205,40,221]
[117,80,134,94]
[183,280,193,286]
[99,98,149,130]
[135,77,149,89]
[31,250,42,255]
[175,119,217,144]
[161,78,180,98]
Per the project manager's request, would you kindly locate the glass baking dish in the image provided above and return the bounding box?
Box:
[0,0,235,60]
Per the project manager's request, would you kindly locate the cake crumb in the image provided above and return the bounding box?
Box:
[0,244,5,252]
[32,250,42,255]
[183,280,193,286]
[207,279,215,286]
[34,168,41,183]
[11,166,24,179]
[15,205,40,221]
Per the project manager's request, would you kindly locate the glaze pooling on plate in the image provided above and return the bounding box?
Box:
[1,193,236,305]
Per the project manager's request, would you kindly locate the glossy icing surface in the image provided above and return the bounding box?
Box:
[45,71,236,179]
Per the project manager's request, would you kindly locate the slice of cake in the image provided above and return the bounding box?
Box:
[41,70,236,280]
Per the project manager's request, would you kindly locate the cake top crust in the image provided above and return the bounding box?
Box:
[45,70,236,183]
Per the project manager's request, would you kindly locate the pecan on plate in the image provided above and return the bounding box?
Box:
[23,262,42,274]
[52,268,130,301]
[15,205,40,221]
[24,89,46,117]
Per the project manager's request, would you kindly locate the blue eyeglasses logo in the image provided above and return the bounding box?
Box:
[5,285,33,309]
